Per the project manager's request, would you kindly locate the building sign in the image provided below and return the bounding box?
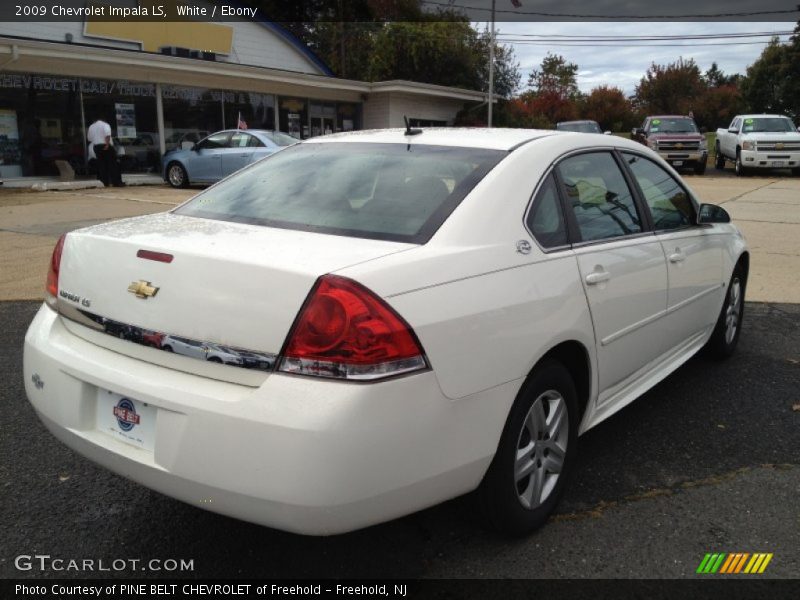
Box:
[0,74,156,98]
[84,1,233,54]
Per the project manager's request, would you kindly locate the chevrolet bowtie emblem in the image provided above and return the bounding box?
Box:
[776,143,784,150]
[676,143,684,149]
[128,280,159,299]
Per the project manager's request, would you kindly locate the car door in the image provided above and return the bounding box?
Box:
[557,151,669,404]
[722,118,740,157]
[188,132,230,182]
[621,151,725,348]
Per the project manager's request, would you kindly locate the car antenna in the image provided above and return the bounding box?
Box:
[404,115,422,136]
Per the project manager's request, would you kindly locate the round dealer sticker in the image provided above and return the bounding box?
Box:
[113,398,140,432]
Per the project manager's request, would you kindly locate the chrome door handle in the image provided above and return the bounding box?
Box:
[585,270,611,285]
[669,250,686,263]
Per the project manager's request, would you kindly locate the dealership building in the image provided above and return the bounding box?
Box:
[0,12,486,178]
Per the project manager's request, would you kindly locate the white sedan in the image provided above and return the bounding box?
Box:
[24,128,748,535]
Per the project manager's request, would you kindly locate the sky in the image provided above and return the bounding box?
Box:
[479,21,794,95]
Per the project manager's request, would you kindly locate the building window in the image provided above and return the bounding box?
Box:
[278,97,308,139]
[82,79,158,174]
[0,72,83,177]
[162,85,224,152]
[337,103,360,133]
[224,91,275,132]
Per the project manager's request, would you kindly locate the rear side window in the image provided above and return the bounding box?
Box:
[526,174,567,248]
[176,143,505,243]
[622,153,695,230]
[557,152,642,242]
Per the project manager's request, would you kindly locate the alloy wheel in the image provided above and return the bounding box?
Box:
[725,278,742,345]
[168,165,184,187]
[514,390,569,509]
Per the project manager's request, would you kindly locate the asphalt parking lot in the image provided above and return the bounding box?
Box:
[0,175,798,581]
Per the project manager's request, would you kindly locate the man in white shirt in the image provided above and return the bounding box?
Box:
[87,118,124,186]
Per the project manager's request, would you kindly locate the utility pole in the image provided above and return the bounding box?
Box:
[488,0,495,128]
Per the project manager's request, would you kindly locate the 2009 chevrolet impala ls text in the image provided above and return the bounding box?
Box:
[24,128,748,535]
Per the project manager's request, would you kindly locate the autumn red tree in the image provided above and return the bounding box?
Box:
[582,85,634,132]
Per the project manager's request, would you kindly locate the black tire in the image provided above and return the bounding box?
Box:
[166,162,189,188]
[478,359,579,535]
[694,161,707,175]
[734,150,748,177]
[706,265,746,359]
[207,356,223,363]
[162,345,173,353]
[714,144,726,170]
[792,167,800,177]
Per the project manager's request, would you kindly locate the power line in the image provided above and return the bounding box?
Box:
[421,0,800,19]
[495,39,791,47]
[493,31,794,41]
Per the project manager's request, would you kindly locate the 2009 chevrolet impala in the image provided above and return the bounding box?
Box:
[24,128,748,535]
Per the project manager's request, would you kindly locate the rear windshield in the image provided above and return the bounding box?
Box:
[175,142,505,243]
[557,121,602,133]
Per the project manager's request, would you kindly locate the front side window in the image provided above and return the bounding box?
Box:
[622,153,695,230]
[526,174,568,248]
[197,132,230,150]
[557,152,642,242]
[176,143,505,243]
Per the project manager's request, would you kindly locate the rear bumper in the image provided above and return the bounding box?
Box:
[24,304,504,535]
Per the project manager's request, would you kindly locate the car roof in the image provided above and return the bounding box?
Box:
[557,120,597,124]
[648,115,694,119]
[301,128,560,151]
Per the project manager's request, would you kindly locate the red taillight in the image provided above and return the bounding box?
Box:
[279,275,427,380]
[45,234,66,299]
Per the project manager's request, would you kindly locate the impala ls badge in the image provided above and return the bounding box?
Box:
[128,280,159,299]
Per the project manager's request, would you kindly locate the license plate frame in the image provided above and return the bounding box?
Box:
[672,160,684,166]
[771,161,785,167]
[96,389,156,452]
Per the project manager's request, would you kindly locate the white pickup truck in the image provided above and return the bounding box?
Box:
[715,114,800,176]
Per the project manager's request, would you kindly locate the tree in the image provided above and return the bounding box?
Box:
[527,53,579,100]
[704,62,739,88]
[634,57,705,115]
[582,85,634,132]
[478,28,522,99]
[781,20,800,119]
[740,38,791,115]
[695,84,743,130]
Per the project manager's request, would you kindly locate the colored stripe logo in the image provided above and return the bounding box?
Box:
[696,553,773,574]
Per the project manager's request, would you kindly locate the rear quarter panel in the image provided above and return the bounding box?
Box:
[339,136,598,404]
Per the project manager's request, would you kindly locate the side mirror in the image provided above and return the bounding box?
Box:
[728,128,738,133]
[697,203,731,224]
[604,131,612,135]
[181,141,194,150]
[796,126,800,133]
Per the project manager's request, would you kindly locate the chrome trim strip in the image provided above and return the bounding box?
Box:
[57,304,278,372]
[600,283,723,346]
